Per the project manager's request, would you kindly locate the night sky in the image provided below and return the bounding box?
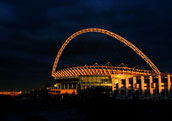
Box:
[0,0,172,90]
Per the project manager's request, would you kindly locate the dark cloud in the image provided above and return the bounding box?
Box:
[0,0,172,90]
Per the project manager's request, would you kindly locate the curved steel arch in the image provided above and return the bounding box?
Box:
[52,28,160,77]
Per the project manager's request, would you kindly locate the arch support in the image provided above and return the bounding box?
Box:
[52,28,160,77]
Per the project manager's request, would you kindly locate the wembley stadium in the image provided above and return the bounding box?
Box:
[47,28,172,98]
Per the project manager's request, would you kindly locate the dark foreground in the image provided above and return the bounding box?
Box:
[1,94,172,121]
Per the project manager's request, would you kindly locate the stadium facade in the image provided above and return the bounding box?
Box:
[48,28,172,98]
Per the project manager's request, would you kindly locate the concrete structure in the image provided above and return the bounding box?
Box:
[48,63,172,98]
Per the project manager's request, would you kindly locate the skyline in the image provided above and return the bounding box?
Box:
[0,0,172,90]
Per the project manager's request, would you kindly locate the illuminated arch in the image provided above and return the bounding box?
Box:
[52,28,160,76]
